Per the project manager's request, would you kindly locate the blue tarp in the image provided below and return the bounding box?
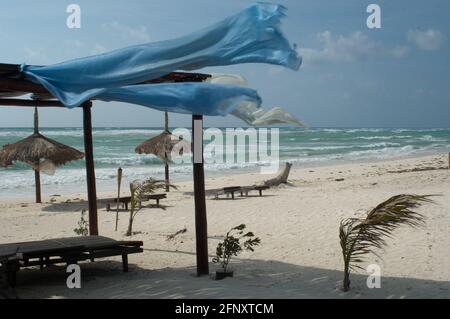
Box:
[98,83,261,116]
[21,2,301,117]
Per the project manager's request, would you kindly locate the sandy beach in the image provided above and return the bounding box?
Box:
[1,153,449,299]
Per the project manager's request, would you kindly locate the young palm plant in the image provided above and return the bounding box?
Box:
[339,194,434,292]
[126,178,176,236]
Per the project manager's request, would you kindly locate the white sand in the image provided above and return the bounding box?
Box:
[1,154,449,299]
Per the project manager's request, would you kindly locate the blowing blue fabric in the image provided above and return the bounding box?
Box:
[98,83,262,116]
[21,2,301,111]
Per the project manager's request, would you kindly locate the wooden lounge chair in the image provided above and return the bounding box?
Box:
[239,185,270,197]
[105,193,167,211]
[213,185,270,199]
[0,236,143,287]
[214,186,242,200]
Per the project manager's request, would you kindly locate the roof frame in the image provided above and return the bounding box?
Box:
[0,63,211,104]
[0,62,211,275]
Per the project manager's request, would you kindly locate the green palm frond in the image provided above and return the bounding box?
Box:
[133,178,177,201]
[126,178,177,236]
[339,194,435,291]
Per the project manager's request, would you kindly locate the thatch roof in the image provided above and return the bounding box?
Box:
[135,131,191,163]
[0,132,84,167]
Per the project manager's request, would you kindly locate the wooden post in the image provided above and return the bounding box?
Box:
[115,167,122,232]
[34,164,41,203]
[448,152,450,170]
[33,107,41,203]
[164,112,169,132]
[83,102,99,235]
[164,112,170,192]
[192,114,209,276]
[165,163,170,192]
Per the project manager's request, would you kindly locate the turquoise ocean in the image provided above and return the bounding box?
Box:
[1,127,449,198]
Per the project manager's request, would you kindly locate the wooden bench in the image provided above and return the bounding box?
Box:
[106,193,167,211]
[214,186,242,200]
[0,248,20,290]
[0,236,143,288]
[213,185,270,199]
[239,185,270,197]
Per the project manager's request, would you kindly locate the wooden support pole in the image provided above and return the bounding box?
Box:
[83,102,99,235]
[192,114,209,276]
[164,112,170,192]
[34,164,41,203]
[165,163,170,192]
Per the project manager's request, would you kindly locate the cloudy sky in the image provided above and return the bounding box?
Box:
[0,0,449,128]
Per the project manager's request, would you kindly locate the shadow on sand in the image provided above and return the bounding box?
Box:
[41,200,171,213]
[12,252,450,299]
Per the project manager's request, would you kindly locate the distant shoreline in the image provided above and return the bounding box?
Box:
[1,127,449,198]
[1,152,447,201]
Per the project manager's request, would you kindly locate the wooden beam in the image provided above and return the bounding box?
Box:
[33,107,41,204]
[0,99,64,107]
[34,165,41,204]
[0,62,211,98]
[164,112,170,192]
[83,101,99,235]
[192,114,209,276]
[0,78,50,95]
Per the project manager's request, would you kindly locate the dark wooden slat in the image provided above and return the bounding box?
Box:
[0,63,20,76]
[142,72,211,83]
[0,78,50,95]
[0,99,65,107]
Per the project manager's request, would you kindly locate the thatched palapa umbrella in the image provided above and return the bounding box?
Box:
[135,112,190,192]
[0,107,84,203]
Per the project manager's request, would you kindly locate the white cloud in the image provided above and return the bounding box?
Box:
[299,31,409,64]
[23,47,49,64]
[102,22,151,43]
[391,45,410,58]
[91,44,108,55]
[407,28,446,51]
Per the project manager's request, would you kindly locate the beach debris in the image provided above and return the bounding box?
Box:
[387,166,447,174]
[262,162,292,187]
[335,178,345,182]
[339,194,434,292]
[166,227,188,241]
